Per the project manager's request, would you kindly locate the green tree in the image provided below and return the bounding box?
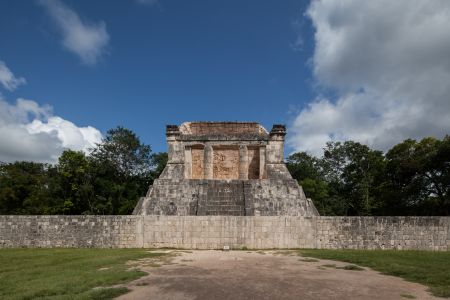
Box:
[149,152,168,182]
[88,126,153,214]
[322,141,386,215]
[286,152,322,181]
[288,142,386,216]
[286,152,334,215]
[0,161,54,214]
[1,126,448,216]
[90,127,152,177]
[384,136,450,215]
[299,178,332,215]
[55,150,94,214]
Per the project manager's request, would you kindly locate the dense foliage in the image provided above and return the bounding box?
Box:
[1,127,448,216]
[0,127,167,215]
[287,136,450,216]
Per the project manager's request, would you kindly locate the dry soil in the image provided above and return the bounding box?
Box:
[116,250,438,300]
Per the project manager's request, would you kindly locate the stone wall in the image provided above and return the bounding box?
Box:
[213,146,240,179]
[142,216,314,249]
[1,216,449,250]
[0,215,140,248]
[316,217,450,251]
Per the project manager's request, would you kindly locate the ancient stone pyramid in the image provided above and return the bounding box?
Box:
[133,122,318,216]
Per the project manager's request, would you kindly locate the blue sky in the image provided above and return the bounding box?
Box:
[1,0,450,163]
[0,0,315,156]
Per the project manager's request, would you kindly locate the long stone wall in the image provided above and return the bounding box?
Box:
[0,216,449,250]
[316,217,450,251]
[0,215,140,248]
[141,216,315,249]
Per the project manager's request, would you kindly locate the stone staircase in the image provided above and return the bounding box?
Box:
[196,181,245,216]
[133,177,319,217]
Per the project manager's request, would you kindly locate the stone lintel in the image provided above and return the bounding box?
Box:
[179,134,269,141]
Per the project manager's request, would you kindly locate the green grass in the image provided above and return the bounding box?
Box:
[0,248,167,300]
[299,249,450,298]
[400,294,417,299]
[320,263,365,271]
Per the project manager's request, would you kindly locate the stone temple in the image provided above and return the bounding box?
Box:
[133,122,318,216]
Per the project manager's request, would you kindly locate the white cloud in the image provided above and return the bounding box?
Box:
[38,0,110,65]
[0,98,102,163]
[288,0,450,155]
[0,61,26,91]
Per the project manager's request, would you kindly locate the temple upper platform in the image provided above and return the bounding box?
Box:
[133,121,318,216]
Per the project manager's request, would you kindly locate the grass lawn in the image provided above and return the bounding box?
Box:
[299,249,450,298]
[0,248,167,300]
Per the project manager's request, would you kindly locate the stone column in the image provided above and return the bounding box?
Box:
[166,125,182,163]
[204,144,213,179]
[259,146,266,179]
[184,146,192,179]
[239,145,248,180]
[267,124,286,163]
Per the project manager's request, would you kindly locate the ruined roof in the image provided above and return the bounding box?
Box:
[175,122,269,141]
[179,122,269,135]
[166,122,285,141]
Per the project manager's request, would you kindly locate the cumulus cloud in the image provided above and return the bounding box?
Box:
[0,98,102,163]
[288,0,450,155]
[0,61,26,91]
[38,0,110,65]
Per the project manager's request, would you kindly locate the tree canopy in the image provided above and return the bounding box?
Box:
[0,126,167,215]
[286,136,450,216]
[0,127,448,216]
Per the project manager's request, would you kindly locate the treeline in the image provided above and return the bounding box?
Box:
[0,127,167,215]
[1,127,449,216]
[287,137,450,216]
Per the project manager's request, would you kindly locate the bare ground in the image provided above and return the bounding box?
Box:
[116,250,439,300]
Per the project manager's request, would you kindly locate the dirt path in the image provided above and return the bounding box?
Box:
[116,250,438,300]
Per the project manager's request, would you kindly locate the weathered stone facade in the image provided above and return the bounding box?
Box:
[0,215,139,248]
[133,122,318,216]
[1,215,449,250]
[315,217,450,251]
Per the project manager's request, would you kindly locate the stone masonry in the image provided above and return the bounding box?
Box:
[133,122,318,216]
[1,215,449,250]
